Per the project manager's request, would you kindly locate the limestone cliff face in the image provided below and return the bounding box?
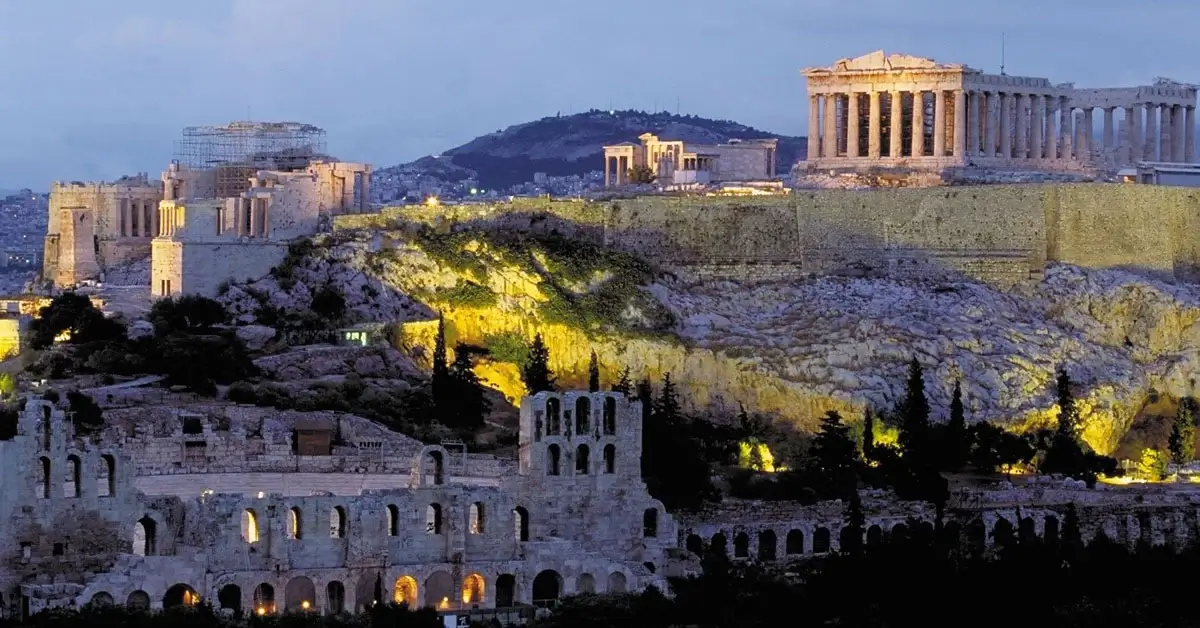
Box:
[273,230,1200,456]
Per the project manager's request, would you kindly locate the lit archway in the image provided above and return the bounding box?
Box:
[424,571,453,609]
[461,573,485,606]
[163,583,199,609]
[284,576,317,612]
[393,576,418,607]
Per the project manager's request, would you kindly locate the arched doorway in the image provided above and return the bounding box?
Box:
[462,573,485,606]
[424,571,453,609]
[866,525,883,546]
[532,570,563,607]
[217,584,242,612]
[495,574,517,608]
[1044,515,1060,546]
[252,583,276,615]
[577,573,596,594]
[710,532,727,555]
[163,583,199,609]
[393,576,418,607]
[758,530,777,561]
[993,518,1015,548]
[685,534,703,555]
[126,590,150,611]
[88,592,114,607]
[326,582,346,615]
[284,576,317,612]
[133,517,156,556]
[514,507,530,542]
[606,571,627,594]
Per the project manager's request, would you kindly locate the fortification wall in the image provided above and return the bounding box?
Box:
[335,184,1200,287]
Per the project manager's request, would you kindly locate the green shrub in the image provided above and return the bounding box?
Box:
[436,281,496,308]
[484,331,529,367]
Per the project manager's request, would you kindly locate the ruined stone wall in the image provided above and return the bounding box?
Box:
[153,241,288,298]
[335,184,1200,287]
[44,180,162,286]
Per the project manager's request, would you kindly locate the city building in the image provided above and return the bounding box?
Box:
[602,133,778,187]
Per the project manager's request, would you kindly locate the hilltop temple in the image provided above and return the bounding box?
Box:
[800,50,1197,174]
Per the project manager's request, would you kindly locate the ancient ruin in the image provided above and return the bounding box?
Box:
[602,133,778,187]
[802,50,1197,175]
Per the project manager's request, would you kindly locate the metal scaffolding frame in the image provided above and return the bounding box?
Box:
[173,121,328,198]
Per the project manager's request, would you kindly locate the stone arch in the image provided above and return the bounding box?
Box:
[326,581,345,615]
[577,573,596,594]
[412,445,449,486]
[461,573,485,606]
[685,534,703,555]
[547,444,561,476]
[495,574,517,608]
[330,505,347,538]
[64,454,81,498]
[288,506,303,540]
[890,523,909,543]
[916,520,935,544]
[643,508,658,538]
[965,520,986,552]
[546,397,562,435]
[812,527,831,553]
[533,570,563,606]
[606,571,627,594]
[242,508,260,544]
[284,576,317,612]
[758,529,777,561]
[733,531,749,558]
[575,396,591,434]
[993,517,1015,547]
[424,571,453,609]
[1019,517,1037,545]
[126,590,150,611]
[786,529,804,555]
[426,503,443,534]
[514,506,530,541]
[866,524,883,546]
[575,444,590,474]
[1044,515,1060,545]
[37,456,50,499]
[840,526,860,550]
[387,504,400,536]
[217,584,241,611]
[133,516,157,556]
[710,532,727,555]
[469,502,485,534]
[253,583,276,615]
[163,583,199,609]
[356,573,382,611]
[603,396,617,435]
[88,592,114,607]
[98,454,116,497]
[603,444,616,473]
[393,575,418,607]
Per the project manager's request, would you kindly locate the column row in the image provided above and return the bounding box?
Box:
[808,89,969,161]
[119,199,158,238]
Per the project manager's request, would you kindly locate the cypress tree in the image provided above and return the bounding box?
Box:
[611,367,632,395]
[1062,502,1084,559]
[811,410,858,496]
[447,343,490,430]
[1055,369,1080,443]
[521,333,556,394]
[636,377,654,424]
[431,314,451,420]
[1169,397,1196,466]
[588,350,601,392]
[862,408,876,460]
[656,373,682,424]
[946,380,968,470]
[843,491,866,556]
[898,357,930,460]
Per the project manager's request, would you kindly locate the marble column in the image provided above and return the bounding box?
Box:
[889,90,904,158]
[1143,103,1158,160]
[984,92,998,157]
[1014,94,1028,158]
[1030,95,1044,159]
[846,93,860,158]
[1186,106,1196,163]
[824,94,838,158]
[911,92,925,157]
[1172,105,1186,162]
[953,90,967,159]
[968,91,982,157]
[999,93,1012,158]
[1123,106,1136,164]
[1102,108,1114,153]
[1061,100,1073,160]
[807,95,820,161]
[1132,104,1145,161]
[1161,104,1173,162]
[1081,107,1094,159]
[933,90,947,157]
[868,91,882,158]
[1046,99,1058,160]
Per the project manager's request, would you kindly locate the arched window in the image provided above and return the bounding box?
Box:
[495,574,517,608]
[387,505,400,536]
[758,530,777,561]
[126,590,150,611]
[643,508,658,538]
[575,397,591,434]
[288,507,303,540]
[606,572,627,594]
[733,532,749,558]
[393,576,418,607]
[786,529,804,555]
[461,573,485,606]
[133,517,156,556]
[710,532,727,555]
[547,444,561,476]
[253,583,276,615]
[98,455,115,497]
[866,524,883,546]
[242,509,259,544]
[577,573,596,594]
[326,581,345,615]
[514,507,530,542]
[424,450,445,486]
[64,454,81,498]
[330,506,347,538]
[993,518,1014,547]
[218,585,241,611]
[469,502,485,535]
[813,527,831,553]
[426,504,443,535]
[575,444,590,474]
[603,396,617,435]
[546,398,561,435]
[37,457,50,499]
[603,444,616,474]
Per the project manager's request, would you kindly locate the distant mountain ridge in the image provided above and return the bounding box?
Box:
[380,109,803,189]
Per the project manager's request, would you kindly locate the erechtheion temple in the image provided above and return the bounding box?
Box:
[801,50,1197,174]
[602,133,778,187]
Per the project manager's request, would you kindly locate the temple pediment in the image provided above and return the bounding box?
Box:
[804,50,966,74]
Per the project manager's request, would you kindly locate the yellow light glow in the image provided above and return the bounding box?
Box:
[425,196,441,207]
[463,591,472,604]
[256,607,267,616]
[439,597,450,610]
[301,601,310,610]
[737,441,776,472]
[183,591,199,606]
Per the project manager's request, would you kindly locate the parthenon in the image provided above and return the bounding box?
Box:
[802,51,1198,173]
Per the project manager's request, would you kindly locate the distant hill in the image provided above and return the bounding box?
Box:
[379,110,804,190]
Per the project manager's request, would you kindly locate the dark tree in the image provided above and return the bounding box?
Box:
[1062,502,1084,558]
[66,391,104,436]
[968,422,1033,474]
[1042,369,1114,486]
[431,314,451,421]
[1055,369,1080,442]
[310,285,347,321]
[636,377,653,424]
[1168,397,1196,466]
[944,380,969,470]
[147,295,228,334]
[842,491,866,556]
[627,164,657,184]
[446,343,491,431]
[809,410,858,497]
[656,373,682,423]
[641,372,717,510]
[29,292,125,349]
[862,408,876,460]
[611,367,632,395]
[897,358,931,461]
[588,350,601,392]
[521,333,556,394]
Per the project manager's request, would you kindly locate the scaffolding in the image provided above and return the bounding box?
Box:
[173,121,328,198]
